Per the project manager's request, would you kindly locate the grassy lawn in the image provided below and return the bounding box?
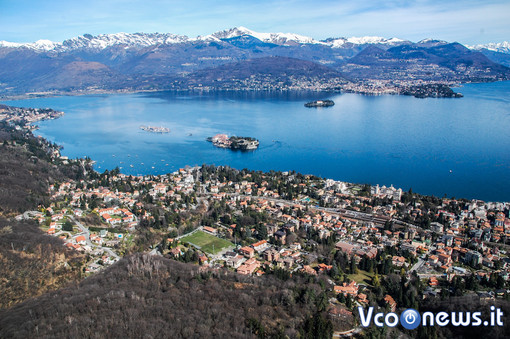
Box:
[181,230,234,254]
[347,269,374,286]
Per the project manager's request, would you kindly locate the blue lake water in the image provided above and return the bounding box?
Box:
[3,81,510,202]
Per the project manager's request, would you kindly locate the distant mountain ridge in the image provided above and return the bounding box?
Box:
[2,27,508,54]
[468,41,510,54]
[0,27,414,52]
[0,27,508,95]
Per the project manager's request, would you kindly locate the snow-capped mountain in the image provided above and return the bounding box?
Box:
[2,27,508,54]
[416,38,448,47]
[0,27,416,52]
[0,39,59,51]
[60,32,190,51]
[210,26,319,45]
[323,36,408,48]
[0,32,193,52]
[468,41,510,54]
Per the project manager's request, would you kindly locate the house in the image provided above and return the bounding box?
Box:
[392,256,406,267]
[203,226,218,235]
[237,258,260,275]
[428,255,439,265]
[239,246,255,258]
[198,254,209,265]
[384,295,397,312]
[274,230,286,244]
[263,248,280,262]
[252,239,269,252]
[75,235,86,245]
[317,263,332,273]
[335,241,355,256]
[226,255,245,268]
[334,281,358,297]
[438,253,451,265]
[465,250,483,266]
[430,222,444,233]
[357,293,368,304]
[301,265,317,276]
[170,247,182,258]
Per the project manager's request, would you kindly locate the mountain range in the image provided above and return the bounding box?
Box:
[0,27,509,95]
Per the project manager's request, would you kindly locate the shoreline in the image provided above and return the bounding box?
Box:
[0,79,493,101]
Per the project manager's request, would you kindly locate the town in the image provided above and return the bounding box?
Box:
[0,104,64,130]
[17,157,510,334]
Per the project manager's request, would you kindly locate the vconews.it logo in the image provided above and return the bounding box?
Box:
[358,306,504,329]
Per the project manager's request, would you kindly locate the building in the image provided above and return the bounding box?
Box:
[239,246,255,258]
[252,239,269,252]
[226,255,245,268]
[335,241,355,256]
[334,281,358,297]
[430,222,444,233]
[384,295,397,312]
[203,226,218,235]
[263,248,280,262]
[465,250,482,266]
[237,258,260,275]
[274,230,286,244]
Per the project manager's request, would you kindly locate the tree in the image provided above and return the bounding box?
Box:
[372,273,381,288]
[257,224,268,240]
[315,292,328,312]
[62,220,73,232]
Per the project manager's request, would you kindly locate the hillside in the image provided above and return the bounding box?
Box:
[0,254,333,338]
[0,121,86,214]
[0,121,88,308]
[0,217,85,309]
[341,43,510,82]
[159,56,347,91]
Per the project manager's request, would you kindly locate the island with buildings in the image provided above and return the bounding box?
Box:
[140,125,170,133]
[304,100,335,108]
[207,134,259,150]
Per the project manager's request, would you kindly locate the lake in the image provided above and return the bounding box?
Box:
[3,81,510,202]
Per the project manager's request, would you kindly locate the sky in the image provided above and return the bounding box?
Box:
[0,0,508,45]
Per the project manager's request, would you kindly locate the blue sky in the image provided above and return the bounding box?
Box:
[1,0,508,45]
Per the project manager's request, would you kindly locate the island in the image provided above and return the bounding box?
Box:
[139,125,170,133]
[207,134,259,150]
[304,100,335,108]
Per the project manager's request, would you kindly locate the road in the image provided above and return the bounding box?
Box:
[70,216,120,260]
[410,258,425,273]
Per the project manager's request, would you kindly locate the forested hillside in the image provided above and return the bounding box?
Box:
[0,254,334,338]
[0,122,87,308]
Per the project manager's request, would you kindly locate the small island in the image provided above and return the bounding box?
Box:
[304,100,335,108]
[140,125,170,133]
[207,134,259,150]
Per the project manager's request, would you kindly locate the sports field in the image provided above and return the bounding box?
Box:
[180,230,234,254]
